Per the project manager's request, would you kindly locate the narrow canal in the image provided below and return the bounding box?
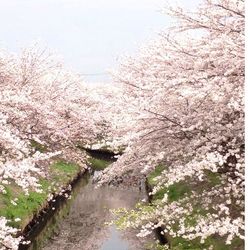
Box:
[41,174,150,250]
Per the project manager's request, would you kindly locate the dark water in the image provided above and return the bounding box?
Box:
[42,176,151,250]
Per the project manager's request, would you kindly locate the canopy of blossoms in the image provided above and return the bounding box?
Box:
[98,0,245,246]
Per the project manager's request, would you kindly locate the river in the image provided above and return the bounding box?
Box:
[41,174,151,250]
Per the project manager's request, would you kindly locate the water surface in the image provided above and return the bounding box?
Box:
[42,176,150,250]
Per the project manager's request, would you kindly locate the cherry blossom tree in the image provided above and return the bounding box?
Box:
[0,0,245,248]
[99,0,245,247]
[0,45,108,248]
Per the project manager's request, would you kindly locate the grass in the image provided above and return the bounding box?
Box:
[0,182,49,228]
[167,182,191,202]
[204,169,221,186]
[87,157,113,170]
[0,160,81,230]
[148,165,191,202]
[170,235,243,250]
[50,160,81,183]
[148,165,165,186]
[30,139,48,153]
[145,166,244,250]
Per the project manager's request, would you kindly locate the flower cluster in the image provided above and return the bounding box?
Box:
[99,0,245,247]
[0,46,110,248]
[0,217,22,250]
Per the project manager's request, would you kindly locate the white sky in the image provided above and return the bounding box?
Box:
[0,0,201,82]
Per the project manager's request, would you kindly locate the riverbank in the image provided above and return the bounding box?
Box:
[0,158,87,249]
[146,166,244,250]
[25,148,155,250]
[42,176,153,250]
[3,147,120,249]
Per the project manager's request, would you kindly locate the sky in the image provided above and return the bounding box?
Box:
[0,0,201,83]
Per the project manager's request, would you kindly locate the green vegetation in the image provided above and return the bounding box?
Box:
[145,166,244,250]
[204,170,221,186]
[27,176,90,250]
[167,182,191,202]
[148,180,192,203]
[0,160,81,230]
[50,160,81,183]
[145,242,169,250]
[30,139,48,153]
[170,235,243,250]
[0,182,49,228]
[148,165,165,186]
[148,166,191,202]
[112,204,155,230]
[87,157,113,170]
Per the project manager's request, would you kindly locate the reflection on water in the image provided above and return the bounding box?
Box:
[42,175,148,250]
[101,226,129,250]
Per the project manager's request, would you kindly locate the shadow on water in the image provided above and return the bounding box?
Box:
[19,172,89,250]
